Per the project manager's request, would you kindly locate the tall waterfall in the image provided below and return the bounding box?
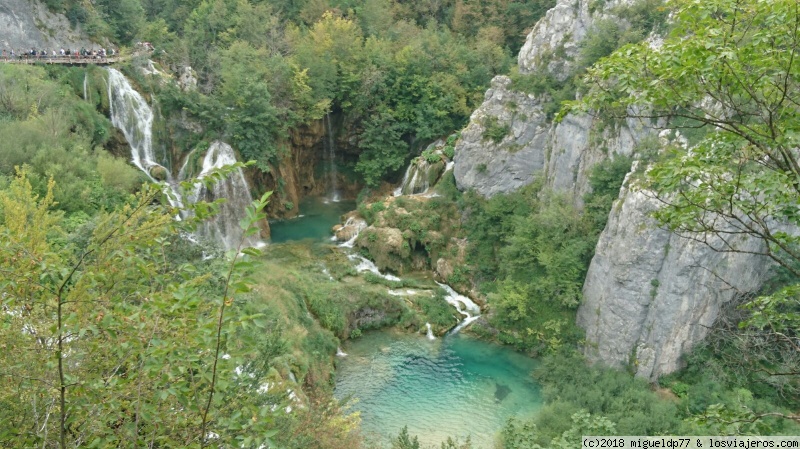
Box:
[190,141,264,251]
[106,68,263,251]
[107,68,169,180]
[83,72,89,102]
[324,113,340,202]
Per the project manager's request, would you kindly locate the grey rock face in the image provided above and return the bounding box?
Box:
[178,66,198,92]
[454,0,652,199]
[577,182,775,380]
[0,0,98,52]
[517,0,590,77]
[547,115,650,200]
[453,76,549,197]
[454,0,780,381]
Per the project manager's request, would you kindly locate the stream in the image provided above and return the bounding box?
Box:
[270,198,543,447]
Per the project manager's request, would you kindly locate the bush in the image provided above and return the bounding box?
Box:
[482,116,510,143]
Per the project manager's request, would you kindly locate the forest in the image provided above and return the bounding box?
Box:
[0,0,798,447]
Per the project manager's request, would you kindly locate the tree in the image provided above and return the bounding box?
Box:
[574,0,800,277]
[572,0,800,426]
[0,167,279,447]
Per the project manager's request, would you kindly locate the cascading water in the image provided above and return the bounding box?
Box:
[190,141,264,251]
[83,72,88,102]
[435,282,481,334]
[107,68,168,179]
[338,216,367,248]
[347,254,401,281]
[425,322,436,340]
[324,113,340,202]
[107,68,263,251]
[393,145,448,197]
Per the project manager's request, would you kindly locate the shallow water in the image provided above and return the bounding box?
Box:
[269,197,356,243]
[334,330,542,448]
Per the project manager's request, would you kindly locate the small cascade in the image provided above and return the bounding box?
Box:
[324,113,340,202]
[190,141,264,251]
[348,254,401,281]
[336,347,348,357]
[177,148,196,180]
[337,216,367,248]
[425,322,436,340]
[393,141,449,196]
[435,281,481,334]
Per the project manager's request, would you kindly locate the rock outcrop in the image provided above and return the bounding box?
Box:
[0,0,99,51]
[577,180,775,380]
[453,0,651,199]
[454,0,780,380]
[453,76,549,197]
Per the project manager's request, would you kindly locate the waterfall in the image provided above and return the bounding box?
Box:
[107,68,263,251]
[425,322,436,340]
[336,347,348,357]
[348,254,401,281]
[435,282,481,334]
[393,164,415,196]
[107,68,166,178]
[83,72,88,102]
[337,216,367,248]
[190,141,264,251]
[393,152,447,197]
[324,113,340,202]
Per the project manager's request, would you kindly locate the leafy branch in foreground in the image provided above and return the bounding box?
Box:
[0,165,278,448]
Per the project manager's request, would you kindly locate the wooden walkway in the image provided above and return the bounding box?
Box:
[0,56,128,66]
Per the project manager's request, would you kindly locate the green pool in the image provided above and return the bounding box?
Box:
[334,329,543,448]
[269,197,356,243]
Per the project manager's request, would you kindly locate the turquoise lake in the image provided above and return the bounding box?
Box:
[334,330,543,448]
[269,197,356,243]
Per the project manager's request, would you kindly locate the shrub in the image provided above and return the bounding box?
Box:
[482,116,510,143]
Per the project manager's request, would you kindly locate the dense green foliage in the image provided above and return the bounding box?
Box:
[464,156,630,353]
[41,0,558,187]
[0,65,141,218]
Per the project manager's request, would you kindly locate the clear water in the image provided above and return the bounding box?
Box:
[335,330,542,448]
[269,197,356,243]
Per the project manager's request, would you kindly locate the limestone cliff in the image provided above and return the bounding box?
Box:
[577,180,775,380]
[0,0,99,51]
[454,0,651,199]
[455,0,779,379]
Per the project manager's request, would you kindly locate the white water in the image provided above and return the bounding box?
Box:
[107,68,166,178]
[83,72,88,101]
[388,289,418,296]
[107,69,263,251]
[348,254,401,282]
[435,282,481,334]
[190,141,264,251]
[324,113,340,202]
[425,322,436,340]
[337,216,367,248]
[336,347,348,357]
